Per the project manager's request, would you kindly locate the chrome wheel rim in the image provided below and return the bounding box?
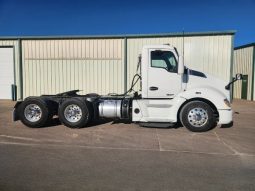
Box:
[64,104,82,123]
[24,104,42,122]
[188,107,208,127]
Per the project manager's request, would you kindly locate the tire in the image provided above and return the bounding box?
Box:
[18,98,53,128]
[58,98,91,128]
[180,101,216,132]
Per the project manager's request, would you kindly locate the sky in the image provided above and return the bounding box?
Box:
[0,0,254,46]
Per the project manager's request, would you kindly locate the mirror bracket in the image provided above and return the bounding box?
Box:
[225,73,243,90]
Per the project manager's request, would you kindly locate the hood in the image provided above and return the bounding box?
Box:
[186,69,230,100]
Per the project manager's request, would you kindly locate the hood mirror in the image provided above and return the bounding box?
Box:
[225,73,243,90]
[236,73,243,80]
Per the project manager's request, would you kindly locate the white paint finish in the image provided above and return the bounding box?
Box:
[148,68,182,98]
[143,46,182,98]
[218,109,232,124]
[141,45,182,98]
[186,73,230,101]
[178,83,232,124]
[141,47,149,98]
[132,87,232,124]
[135,44,231,124]
[179,86,230,110]
[0,48,14,99]
[132,97,186,122]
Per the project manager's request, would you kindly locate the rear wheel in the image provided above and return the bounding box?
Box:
[58,98,91,128]
[180,101,216,132]
[18,98,52,128]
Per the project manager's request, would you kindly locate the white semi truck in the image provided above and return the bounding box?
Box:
[13,45,242,132]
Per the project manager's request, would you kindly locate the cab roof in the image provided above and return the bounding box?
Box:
[142,44,176,50]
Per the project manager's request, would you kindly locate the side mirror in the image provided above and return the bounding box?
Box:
[178,56,184,74]
[236,73,243,80]
[225,73,243,90]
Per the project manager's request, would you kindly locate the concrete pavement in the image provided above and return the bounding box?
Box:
[0,99,254,190]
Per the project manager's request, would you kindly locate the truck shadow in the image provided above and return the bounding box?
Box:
[41,117,233,130]
[139,123,184,129]
[112,119,184,129]
[87,119,114,127]
[42,118,61,128]
[220,121,234,128]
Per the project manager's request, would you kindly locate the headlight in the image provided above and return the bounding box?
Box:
[224,98,231,107]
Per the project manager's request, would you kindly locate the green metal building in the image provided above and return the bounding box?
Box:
[233,43,255,101]
[0,31,235,100]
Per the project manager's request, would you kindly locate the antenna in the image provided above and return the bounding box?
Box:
[182,29,185,63]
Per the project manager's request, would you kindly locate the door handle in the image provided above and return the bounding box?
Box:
[149,86,158,91]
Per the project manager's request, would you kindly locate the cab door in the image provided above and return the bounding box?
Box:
[147,50,182,98]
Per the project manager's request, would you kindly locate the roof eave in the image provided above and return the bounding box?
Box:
[0,30,236,40]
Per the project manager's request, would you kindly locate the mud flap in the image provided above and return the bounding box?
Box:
[13,101,22,121]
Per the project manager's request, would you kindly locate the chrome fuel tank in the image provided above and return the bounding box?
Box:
[98,100,122,118]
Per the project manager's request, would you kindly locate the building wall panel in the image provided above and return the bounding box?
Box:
[22,39,124,98]
[233,46,254,100]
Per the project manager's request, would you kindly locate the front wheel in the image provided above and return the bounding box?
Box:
[58,98,91,128]
[180,101,216,132]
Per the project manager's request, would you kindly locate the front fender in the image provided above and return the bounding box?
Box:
[178,87,230,110]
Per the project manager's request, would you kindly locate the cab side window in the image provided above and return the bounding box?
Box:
[151,51,178,73]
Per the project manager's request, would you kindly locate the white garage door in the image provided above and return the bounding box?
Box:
[0,48,14,99]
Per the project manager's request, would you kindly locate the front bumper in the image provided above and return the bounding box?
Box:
[218,109,233,124]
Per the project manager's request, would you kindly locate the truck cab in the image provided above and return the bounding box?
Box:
[132,44,233,131]
[13,44,239,132]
